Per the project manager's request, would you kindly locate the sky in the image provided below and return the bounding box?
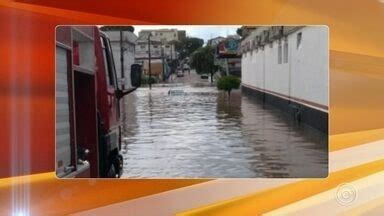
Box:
[133,25,240,43]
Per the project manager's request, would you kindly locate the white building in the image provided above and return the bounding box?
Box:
[240,26,328,132]
[135,34,163,60]
[102,28,138,89]
[139,29,186,42]
[137,29,185,60]
[134,34,168,79]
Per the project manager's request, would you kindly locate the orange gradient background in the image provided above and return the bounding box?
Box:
[0,0,384,215]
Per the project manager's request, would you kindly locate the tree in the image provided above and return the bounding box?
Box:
[236,27,243,37]
[217,75,241,97]
[190,46,218,82]
[173,37,204,60]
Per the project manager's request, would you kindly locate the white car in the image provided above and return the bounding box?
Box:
[176,70,184,77]
[183,64,190,71]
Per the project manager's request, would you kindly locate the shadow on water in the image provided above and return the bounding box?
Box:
[120,81,328,178]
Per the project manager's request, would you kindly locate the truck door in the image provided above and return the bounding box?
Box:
[100,35,120,152]
[56,45,75,177]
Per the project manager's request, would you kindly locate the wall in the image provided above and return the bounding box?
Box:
[140,29,178,42]
[135,41,176,60]
[290,27,328,107]
[137,30,178,60]
[135,42,163,59]
[241,26,328,111]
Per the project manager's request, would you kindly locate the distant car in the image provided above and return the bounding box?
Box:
[168,89,185,96]
[183,64,190,71]
[200,74,209,79]
[176,70,184,77]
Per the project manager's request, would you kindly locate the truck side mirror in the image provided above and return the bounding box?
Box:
[131,64,142,88]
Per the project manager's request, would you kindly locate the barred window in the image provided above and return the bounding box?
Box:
[278,43,282,64]
[283,41,288,63]
[297,32,302,49]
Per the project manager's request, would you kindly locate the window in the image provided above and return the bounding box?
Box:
[153,45,159,48]
[100,36,116,87]
[283,40,288,63]
[100,38,110,85]
[278,42,282,64]
[140,45,146,49]
[297,32,302,49]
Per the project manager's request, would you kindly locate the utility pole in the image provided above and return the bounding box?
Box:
[120,30,125,90]
[161,43,165,81]
[148,33,152,90]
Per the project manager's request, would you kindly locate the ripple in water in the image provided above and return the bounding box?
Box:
[120,84,328,178]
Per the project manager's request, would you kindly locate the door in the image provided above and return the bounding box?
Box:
[100,35,120,152]
[56,46,74,177]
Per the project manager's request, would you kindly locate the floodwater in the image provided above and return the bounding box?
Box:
[120,73,328,178]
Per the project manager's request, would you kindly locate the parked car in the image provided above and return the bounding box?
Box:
[183,64,190,73]
[176,70,184,77]
[201,74,209,79]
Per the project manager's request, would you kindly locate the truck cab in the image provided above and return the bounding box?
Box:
[56,26,141,178]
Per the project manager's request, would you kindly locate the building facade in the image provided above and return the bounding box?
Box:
[137,29,185,60]
[139,29,179,41]
[240,26,328,132]
[135,29,185,79]
[135,34,163,60]
[215,35,241,77]
[207,36,225,47]
[135,33,165,78]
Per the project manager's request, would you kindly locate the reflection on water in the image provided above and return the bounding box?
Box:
[121,84,328,178]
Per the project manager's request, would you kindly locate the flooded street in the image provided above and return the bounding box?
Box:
[120,72,328,178]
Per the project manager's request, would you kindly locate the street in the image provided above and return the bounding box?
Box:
[119,70,327,178]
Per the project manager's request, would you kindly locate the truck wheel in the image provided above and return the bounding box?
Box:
[107,154,123,178]
[114,154,123,178]
[107,162,117,178]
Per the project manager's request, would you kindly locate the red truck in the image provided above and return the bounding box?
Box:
[56,26,141,178]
